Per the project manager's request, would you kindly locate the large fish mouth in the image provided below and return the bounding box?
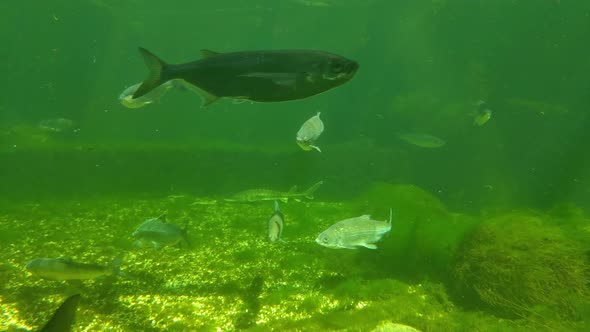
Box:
[346,61,359,75]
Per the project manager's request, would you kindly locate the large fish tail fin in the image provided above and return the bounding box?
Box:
[303,180,324,199]
[133,47,170,99]
[40,294,81,332]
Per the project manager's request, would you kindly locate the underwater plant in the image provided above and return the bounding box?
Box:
[451,211,590,321]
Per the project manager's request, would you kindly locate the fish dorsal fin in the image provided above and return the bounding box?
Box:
[201,49,220,58]
[359,214,371,220]
[157,214,167,223]
[287,185,298,194]
[274,200,280,212]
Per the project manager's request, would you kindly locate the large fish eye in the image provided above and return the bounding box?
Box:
[331,62,344,73]
[322,237,329,243]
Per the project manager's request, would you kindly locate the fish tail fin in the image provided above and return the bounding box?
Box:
[303,180,323,199]
[133,47,171,99]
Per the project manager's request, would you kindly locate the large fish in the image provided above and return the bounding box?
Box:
[316,209,392,249]
[132,47,358,106]
[132,214,190,250]
[26,257,122,281]
[225,181,323,203]
[40,294,80,332]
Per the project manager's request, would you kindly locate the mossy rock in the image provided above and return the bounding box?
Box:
[353,182,476,280]
[451,211,590,319]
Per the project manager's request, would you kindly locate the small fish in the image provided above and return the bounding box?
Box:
[225,181,323,203]
[38,118,75,133]
[119,80,181,109]
[316,209,392,249]
[268,201,285,243]
[26,257,121,281]
[132,48,358,106]
[132,214,189,250]
[473,100,492,126]
[297,112,324,152]
[40,294,81,332]
[398,132,445,148]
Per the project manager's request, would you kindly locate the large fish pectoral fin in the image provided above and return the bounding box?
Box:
[200,49,220,58]
[310,145,322,152]
[232,97,252,105]
[201,91,220,108]
[179,81,220,108]
[363,243,378,250]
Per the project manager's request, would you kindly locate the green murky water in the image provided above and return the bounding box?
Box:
[1,1,589,331]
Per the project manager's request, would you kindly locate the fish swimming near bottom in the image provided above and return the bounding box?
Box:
[40,294,81,332]
[315,209,392,249]
[268,201,285,243]
[38,118,75,133]
[132,214,190,250]
[225,181,323,203]
[26,257,122,281]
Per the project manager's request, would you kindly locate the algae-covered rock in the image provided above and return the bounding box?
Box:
[452,211,590,319]
[353,183,477,280]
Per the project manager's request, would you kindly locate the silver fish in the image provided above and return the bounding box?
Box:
[26,257,121,281]
[268,200,285,243]
[132,214,189,250]
[296,112,324,152]
[316,209,392,249]
[119,80,181,109]
[398,132,445,148]
[224,181,323,203]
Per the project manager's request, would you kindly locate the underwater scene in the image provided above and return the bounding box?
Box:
[1,0,589,331]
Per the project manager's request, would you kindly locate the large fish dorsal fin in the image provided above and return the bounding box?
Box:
[157,214,167,223]
[201,49,220,58]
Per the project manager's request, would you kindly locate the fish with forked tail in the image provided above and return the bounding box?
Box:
[26,256,123,281]
[132,48,358,106]
[225,181,323,203]
[268,201,285,243]
[132,214,190,250]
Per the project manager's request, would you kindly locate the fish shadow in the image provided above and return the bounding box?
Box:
[233,275,265,330]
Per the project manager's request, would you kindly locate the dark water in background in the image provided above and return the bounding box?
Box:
[1,1,590,331]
